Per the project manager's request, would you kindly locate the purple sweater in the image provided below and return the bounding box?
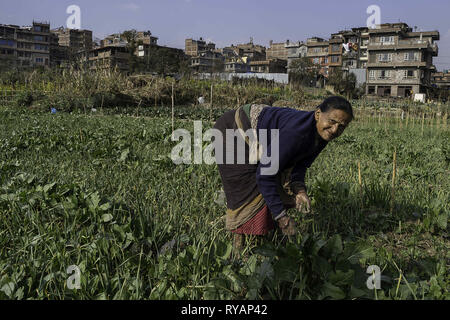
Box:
[256,107,328,218]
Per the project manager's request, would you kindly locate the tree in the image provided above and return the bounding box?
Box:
[144,46,189,76]
[328,67,357,98]
[121,29,141,74]
[288,57,319,87]
[211,57,225,74]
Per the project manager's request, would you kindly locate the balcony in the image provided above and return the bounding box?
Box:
[367,61,427,68]
[430,43,438,56]
[368,40,432,51]
[306,51,328,57]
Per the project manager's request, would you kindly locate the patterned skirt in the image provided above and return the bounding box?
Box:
[230,205,275,235]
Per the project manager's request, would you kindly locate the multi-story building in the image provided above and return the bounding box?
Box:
[190,50,224,73]
[185,37,223,73]
[102,31,158,48]
[431,70,450,90]
[249,58,287,73]
[306,37,329,76]
[51,27,93,54]
[0,21,51,69]
[285,40,307,73]
[355,27,370,69]
[366,22,439,97]
[229,40,266,62]
[224,56,249,73]
[49,32,69,68]
[327,28,370,73]
[78,44,130,72]
[0,24,17,69]
[266,40,289,60]
[185,37,215,57]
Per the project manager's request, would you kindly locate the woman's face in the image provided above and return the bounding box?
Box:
[315,108,352,142]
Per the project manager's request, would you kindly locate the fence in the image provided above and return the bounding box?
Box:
[0,89,20,104]
[0,88,51,105]
[196,72,289,84]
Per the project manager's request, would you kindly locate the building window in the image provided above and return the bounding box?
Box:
[35,44,48,51]
[404,52,418,61]
[369,70,376,79]
[404,70,415,78]
[380,36,394,44]
[368,86,376,94]
[379,70,391,79]
[331,55,339,63]
[378,53,392,62]
[313,47,321,53]
[313,58,319,64]
[36,57,44,63]
[324,57,328,64]
[0,39,15,47]
[331,44,339,52]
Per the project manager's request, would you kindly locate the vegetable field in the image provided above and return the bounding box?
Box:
[0,103,448,300]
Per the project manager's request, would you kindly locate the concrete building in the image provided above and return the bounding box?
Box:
[266,40,289,60]
[250,58,287,73]
[228,40,266,62]
[366,22,439,97]
[224,56,250,73]
[102,31,158,48]
[190,50,224,73]
[49,32,69,68]
[285,41,307,73]
[78,39,185,73]
[327,27,370,74]
[0,21,51,69]
[79,45,130,72]
[431,70,450,90]
[185,37,224,73]
[185,37,215,57]
[306,37,329,76]
[51,27,93,53]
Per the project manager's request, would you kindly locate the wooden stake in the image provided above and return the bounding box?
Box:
[358,161,362,187]
[155,80,157,107]
[421,113,425,136]
[358,161,363,209]
[210,83,213,122]
[171,81,175,134]
[390,149,397,215]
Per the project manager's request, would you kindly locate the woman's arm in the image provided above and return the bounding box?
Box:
[289,152,318,194]
[256,138,297,220]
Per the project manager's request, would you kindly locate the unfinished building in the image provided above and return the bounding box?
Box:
[0,21,51,69]
[51,27,93,53]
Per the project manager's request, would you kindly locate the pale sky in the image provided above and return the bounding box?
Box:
[1,0,449,70]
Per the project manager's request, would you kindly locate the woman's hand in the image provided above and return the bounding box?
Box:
[295,191,311,214]
[277,215,297,236]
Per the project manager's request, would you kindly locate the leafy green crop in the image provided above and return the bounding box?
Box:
[0,104,448,300]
